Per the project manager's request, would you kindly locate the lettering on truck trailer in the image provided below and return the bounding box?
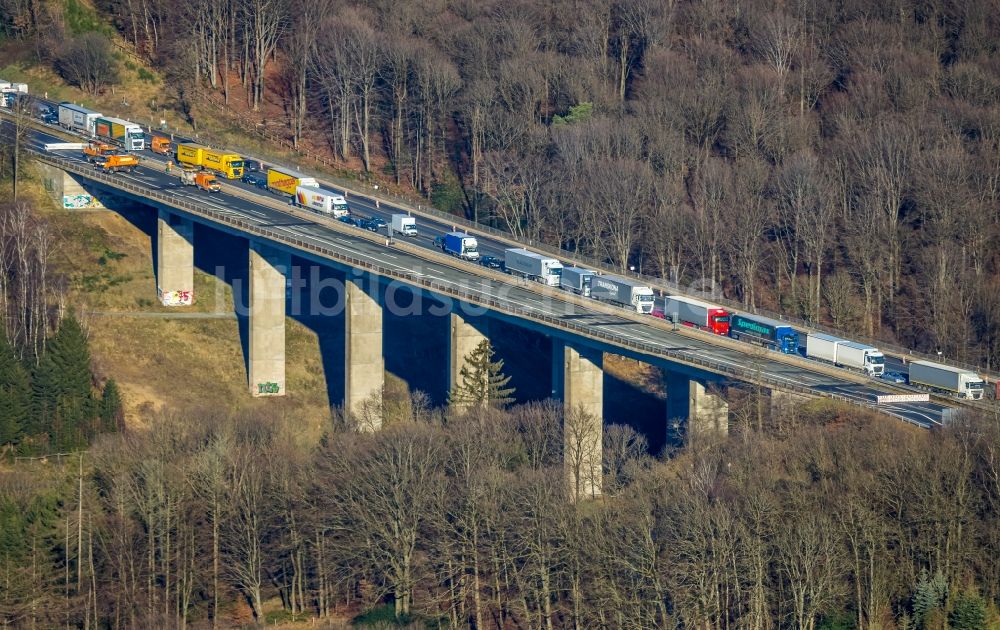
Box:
[735,318,771,336]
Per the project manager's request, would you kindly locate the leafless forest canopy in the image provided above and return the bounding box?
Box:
[1,406,999,628]
[4,0,1000,365]
[2,2,1000,626]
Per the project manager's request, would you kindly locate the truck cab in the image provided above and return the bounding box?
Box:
[864,351,885,376]
[195,171,221,192]
[633,288,656,314]
[83,141,116,162]
[707,309,730,335]
[150,136,172,155]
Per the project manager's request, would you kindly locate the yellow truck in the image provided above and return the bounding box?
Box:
[175,142,245,179]
[266,166,318,196]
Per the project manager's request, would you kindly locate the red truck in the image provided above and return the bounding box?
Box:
[654,295,731,335]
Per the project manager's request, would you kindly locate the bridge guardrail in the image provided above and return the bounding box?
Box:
[15,106,994,382]
[35,151,954,422]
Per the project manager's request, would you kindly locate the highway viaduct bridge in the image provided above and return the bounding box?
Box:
[31,149,958,499]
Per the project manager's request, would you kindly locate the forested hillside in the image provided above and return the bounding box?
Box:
[1,407,998,628]
[3,0,1000,367]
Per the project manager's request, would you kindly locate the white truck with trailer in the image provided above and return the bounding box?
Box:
[58,102,103,136]
[560,267,596,297]
[908,361,985,400]
[805,333,885,377]
[504,248,563,286]
[293,185,350,217]
[590,275,656,314]
[391,214,417,236]
[0,80,27,108]
[93,116,146,151]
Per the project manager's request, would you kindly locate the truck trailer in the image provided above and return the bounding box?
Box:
[504,249,563,286]
[175,142,207,169]
[294,186,349,216]
[94,116,145,151]
[175,143,245,178]
[908,361,985,400]
[58,102,103,135]
[590,275,655,313]
[661,295,730,335]
[0,80,26,108]
[95,153,140,174]
[560,267,596,297]
[202,148,244,179]
[441,232,480,260]
[729,314,798,354]
[267,166,318,195]
[391,214,417,236]
[805,333,885,376]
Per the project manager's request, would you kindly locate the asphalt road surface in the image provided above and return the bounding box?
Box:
[7,113,961,427]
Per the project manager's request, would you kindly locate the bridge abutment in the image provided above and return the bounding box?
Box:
[156,209,194,306]
[249,243,288,397]
[553,340,603,501]
[37,163,108,210]
[345,275,384,428]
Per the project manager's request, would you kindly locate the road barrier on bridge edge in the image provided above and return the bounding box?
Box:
[33,151,954,427]
[8,105,994,383]
[876,394,931,404]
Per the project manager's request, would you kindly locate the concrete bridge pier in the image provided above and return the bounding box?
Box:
[448,311,490,402]
[553,340,604,501]
[156,209,194,306]
[344,275,384,428]
[770,389,811,423]
[665,372,729,442]
[249,243,289,397]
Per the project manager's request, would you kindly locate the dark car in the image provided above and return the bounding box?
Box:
[433,236,445,250]
[39,109,58,124]
[478,255,504,271]
[367,216,387,228]
[242,172,267,189]
[357,218,381,232]
[337,215,358,227]
[881,371,907,384]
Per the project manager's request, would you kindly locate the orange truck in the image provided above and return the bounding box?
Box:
[179,167,221,192]
[149,135,172,155]
[195,171,221,192]
[96,154,140,173]
[83,141,116,162]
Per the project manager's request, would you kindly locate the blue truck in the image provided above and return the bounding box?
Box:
[729,314,798,354]
[440,232,480,261]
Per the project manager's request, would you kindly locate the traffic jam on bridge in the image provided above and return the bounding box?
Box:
[3,80,994,425]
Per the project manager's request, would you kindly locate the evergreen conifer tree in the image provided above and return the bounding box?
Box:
[32,316,94,450]
[912,569,948,629]
[99,379,123,432]
[948,589,987,630]
[448,339,515,409]
[0,334,30,446]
